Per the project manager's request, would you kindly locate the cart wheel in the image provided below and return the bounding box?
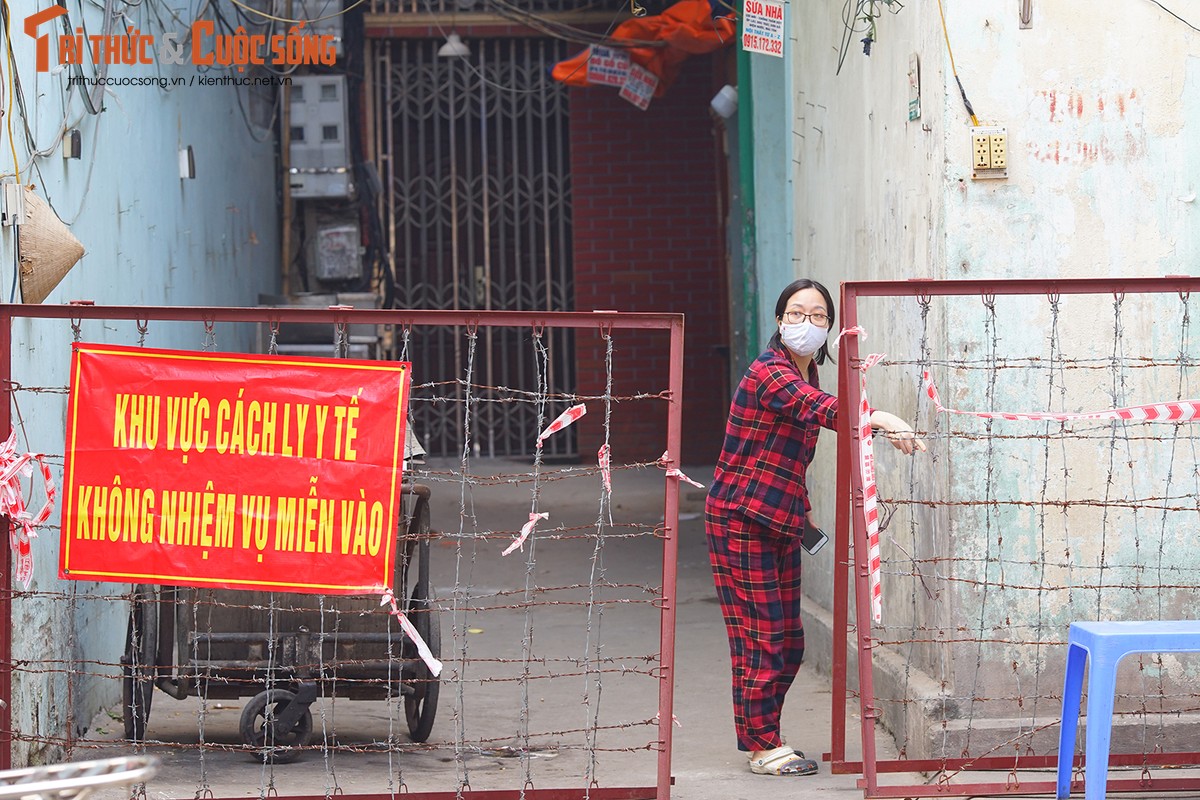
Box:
[404,588,440,742]
[122,587,158,742]
[239,689,313,763]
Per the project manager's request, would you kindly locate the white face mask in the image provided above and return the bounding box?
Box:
[779,321,829,357]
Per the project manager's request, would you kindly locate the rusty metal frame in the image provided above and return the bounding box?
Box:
[828,276,1200,799]
[0,304,685,800]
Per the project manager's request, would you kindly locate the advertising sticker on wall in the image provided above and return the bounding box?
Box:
[742,0,784,58]
[587,46,631,87]
[619,63,658,110]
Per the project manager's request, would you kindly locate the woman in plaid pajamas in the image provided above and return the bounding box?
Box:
[705,278,924,776]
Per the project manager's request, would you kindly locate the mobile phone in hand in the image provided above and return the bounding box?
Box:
[801,520,829,555]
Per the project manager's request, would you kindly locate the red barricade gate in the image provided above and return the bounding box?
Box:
[830,277,1200,798]
[0,304,684,800]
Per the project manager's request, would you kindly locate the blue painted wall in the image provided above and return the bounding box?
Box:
[3,0,279,759]
[749,28,794,350]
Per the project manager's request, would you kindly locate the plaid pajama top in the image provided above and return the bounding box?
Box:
[707,345,840,535]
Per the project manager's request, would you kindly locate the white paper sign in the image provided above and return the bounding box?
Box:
[742,0,784,58]
[619,63,658,111]
[587,46,631,87]
[908,53,921,120]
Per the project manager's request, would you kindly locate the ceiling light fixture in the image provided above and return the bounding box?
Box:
[438,32,470,58]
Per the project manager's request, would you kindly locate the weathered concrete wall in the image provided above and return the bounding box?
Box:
[784,0,947,680]
[783,0,1200,759]
[2,0,279,762]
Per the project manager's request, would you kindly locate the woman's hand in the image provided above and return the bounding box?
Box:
[869,410,927,455]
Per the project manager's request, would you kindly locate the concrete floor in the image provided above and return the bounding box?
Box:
[79,457,919,800]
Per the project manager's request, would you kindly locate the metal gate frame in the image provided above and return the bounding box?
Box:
[0,303,685,800]
[828,276,1200,799]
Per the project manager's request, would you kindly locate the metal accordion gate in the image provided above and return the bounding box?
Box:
[366,30,575,459]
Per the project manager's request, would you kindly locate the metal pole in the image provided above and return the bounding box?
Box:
[841,289,881,797]
[735,15,758,365]
[0,308,10,770]
[0,305,682,330]
[279,0,295,293]
[656,317,685,800]
[827,283,855,771]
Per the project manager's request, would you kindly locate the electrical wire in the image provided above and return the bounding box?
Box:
[488,0,665,49]
[836,0,867,74]
[2,0,19,184]
[1144,0,1200,33]
[424,2,631,95]
[935,0,979,126]
[227,0,368,26]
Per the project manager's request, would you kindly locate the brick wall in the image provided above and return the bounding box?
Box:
[570,56,730,466]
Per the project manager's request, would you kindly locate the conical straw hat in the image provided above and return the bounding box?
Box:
[18,187,85,304]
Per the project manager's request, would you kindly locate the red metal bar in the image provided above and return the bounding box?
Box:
[655,316,685,800]
[0,307,11,771]
[364,22,613,38]
[207,789,658,800]
[0,305,679,330]
[835,749,1200,773]
[859,776,1200,799]
[826,284,856,767]
[843,276,1200,298]
[840,284,883,797]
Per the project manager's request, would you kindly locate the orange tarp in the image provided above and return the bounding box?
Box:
[551,0,736,97]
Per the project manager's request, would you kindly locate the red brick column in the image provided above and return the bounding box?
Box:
[570,56,730,465]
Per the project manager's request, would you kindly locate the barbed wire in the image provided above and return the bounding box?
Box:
[852,289,1200,779]
[5,316,676,796]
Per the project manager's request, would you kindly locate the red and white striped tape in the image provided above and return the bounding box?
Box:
[857,354,887,625]
[536,404,587,447]
[924,371,1200,422]
[0,429,55,589]
[379,588,444,677]
[851,351,1200,628]
[597,444,612,494]
[503,511,550,556]
[657,451,705,490]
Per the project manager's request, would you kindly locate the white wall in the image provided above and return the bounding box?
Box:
[3,0,279,761]
[789,0,946,615]
[787,0,1200,757]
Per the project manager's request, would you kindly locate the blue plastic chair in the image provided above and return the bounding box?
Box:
[1057,620,1200,800]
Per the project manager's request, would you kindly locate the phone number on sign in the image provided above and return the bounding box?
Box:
[742,33,782,54]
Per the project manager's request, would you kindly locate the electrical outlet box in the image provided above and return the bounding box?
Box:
[973,134,991,169]
[1,183,24,227]
[970,125,1008,180]
[989,133,1007,169]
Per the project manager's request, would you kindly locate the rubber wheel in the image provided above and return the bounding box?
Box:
[122,587,158,742]
[239,689,314,763]
[404,587,440,742]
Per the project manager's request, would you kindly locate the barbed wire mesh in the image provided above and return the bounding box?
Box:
[837,284,1200,796]
[0,310,682,800]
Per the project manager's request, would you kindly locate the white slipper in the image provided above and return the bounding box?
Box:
[748,746,819,776]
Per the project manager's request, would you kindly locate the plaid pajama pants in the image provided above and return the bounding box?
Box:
[705,502,806,752]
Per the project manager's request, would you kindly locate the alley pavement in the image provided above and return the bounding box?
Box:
[81,457,920,800]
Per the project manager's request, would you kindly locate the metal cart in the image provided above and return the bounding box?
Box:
[120,483,439,760]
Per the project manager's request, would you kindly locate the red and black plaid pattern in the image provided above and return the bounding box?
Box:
[705,505,805,751]
[707,346,839,536]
